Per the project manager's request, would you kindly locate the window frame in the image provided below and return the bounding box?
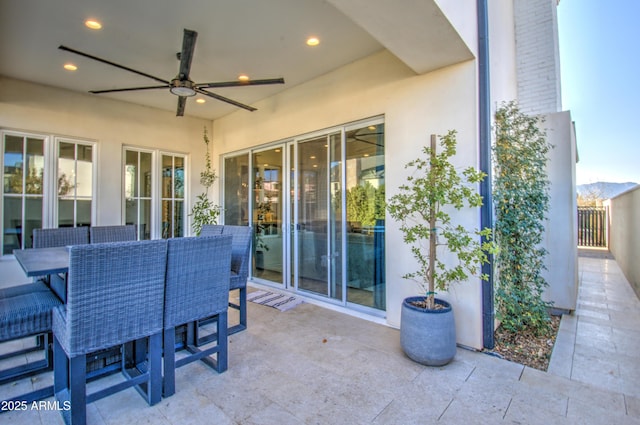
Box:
[122,146,189,240]
[159,151,187,239]
[0,129,97,255]
[122,146,156,240]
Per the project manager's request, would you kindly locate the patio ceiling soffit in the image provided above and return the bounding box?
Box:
[328,0,474,74]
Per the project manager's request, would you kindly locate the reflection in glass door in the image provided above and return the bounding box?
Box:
[293,134,342,301]
[252,147,284,284]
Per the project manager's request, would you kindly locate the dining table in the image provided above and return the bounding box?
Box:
[14,246,70,303]
[13,246,70,277]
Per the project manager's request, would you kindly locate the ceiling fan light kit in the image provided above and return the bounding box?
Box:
[58,28,285,116]
[169,79,196,97]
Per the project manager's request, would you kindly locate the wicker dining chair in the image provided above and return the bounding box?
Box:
[0,280,50,298]
[52,240,167,425]
[197,225,252,344]
[0,282,62,403]
[222,225,252,335]
[89,225,137,243]
[32,226,89,248]
[200,224,224,236]
[162,235,232,398]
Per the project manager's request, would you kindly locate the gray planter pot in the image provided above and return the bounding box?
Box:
[400,296,456,366]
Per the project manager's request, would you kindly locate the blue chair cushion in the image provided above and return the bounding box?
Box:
[0,290,62,342]
[0,281,50,298]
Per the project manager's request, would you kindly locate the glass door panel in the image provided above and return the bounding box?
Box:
[224,154,249,226]
[252,147,284,283]
[345,124,385,310]
[295,135,341,301]
[2,135,44,253]
[161,154,185,238]
[58,141,93,228]
[124,150,152,239]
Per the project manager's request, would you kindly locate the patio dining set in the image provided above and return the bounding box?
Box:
[0,224,251,425]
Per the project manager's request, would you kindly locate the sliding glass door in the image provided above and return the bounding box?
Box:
[221,118,386,313]
[252,147,284,284]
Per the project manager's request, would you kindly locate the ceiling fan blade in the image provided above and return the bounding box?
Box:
[178,29,198,79]
[58,45,170,85]
[197,78,285,89]
[176,97,186,116]
[90,85,169,94]
[194,87,257,112]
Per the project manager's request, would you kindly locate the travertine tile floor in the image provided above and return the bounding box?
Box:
[1,251,639,424]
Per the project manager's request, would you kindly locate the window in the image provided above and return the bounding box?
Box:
[124,149,153,240]
[2,133,45,253]
[161,154,185,238]
[57,140,94,228]
[1,131,96,255]
[123,149,187,240]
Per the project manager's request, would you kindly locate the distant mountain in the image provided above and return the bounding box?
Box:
[577,182,638,200]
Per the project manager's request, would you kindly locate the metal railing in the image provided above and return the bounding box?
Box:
[577,206,608,247]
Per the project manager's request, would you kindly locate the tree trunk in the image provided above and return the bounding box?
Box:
[428,134,437,309]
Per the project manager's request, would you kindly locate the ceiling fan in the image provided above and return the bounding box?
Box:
[58,28,285,116]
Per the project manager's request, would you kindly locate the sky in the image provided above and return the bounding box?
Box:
[557,0,640,185]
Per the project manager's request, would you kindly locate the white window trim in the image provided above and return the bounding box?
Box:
[123,146,189,239]
[0,129,97,255]
[158,150,189,238]
[122,146,156,239]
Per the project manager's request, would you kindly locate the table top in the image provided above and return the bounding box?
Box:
[13,246,70,277]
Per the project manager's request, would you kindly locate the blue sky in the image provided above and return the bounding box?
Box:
[557,0,640,184]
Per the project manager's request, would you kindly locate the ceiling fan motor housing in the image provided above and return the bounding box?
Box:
[170,78,196,97]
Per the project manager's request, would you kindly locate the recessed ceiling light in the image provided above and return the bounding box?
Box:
[306,37,320,46]
[310,155,316,159]
[313,164,318,168]
[363,153,370,157]
[196,98,206,104]
[85,19,102,30]
[275,149,281,153]
[64,63,78,71]
[238,74,250,82]
[368,125,376,131]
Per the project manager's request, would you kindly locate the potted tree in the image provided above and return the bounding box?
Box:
[387,130,496,366]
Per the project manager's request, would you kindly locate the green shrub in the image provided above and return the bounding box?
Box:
[493,101,553,335]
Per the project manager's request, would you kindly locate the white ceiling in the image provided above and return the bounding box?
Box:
[0,0,472,120]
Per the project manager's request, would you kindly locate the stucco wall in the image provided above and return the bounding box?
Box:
[213,50,486,349]
[541,111,578,311]
[606,186,640,299]
[0,76,212,228]
[489,0,518,106]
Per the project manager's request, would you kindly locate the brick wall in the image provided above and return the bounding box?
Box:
[514,0,562,114]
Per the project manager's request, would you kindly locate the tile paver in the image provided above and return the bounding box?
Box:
[1,249,639,424]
